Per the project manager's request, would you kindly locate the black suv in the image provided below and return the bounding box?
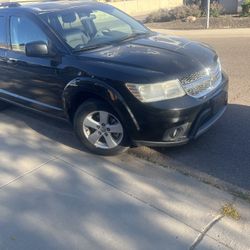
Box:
[0,1,228,155]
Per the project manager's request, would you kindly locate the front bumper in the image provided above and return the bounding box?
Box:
[130,73,229,147]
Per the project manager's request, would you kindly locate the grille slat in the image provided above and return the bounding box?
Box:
[181,63,222,98]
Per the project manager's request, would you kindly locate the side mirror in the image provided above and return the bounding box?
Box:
[25,41,50,57]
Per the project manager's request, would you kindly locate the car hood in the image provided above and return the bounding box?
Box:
[75,33,218,83]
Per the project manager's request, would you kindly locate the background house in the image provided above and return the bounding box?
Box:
[186,0,241,13]
[218,0,240,13]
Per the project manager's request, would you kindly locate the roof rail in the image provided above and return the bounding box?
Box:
[0,2,21,8]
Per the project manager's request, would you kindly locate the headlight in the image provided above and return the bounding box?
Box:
[126,79,186,103]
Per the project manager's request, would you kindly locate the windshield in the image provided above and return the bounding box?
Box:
[40,4,149,51]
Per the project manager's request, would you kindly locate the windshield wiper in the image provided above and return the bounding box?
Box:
[73,32,150,53]
[118,32,150,43]
[73,42,113,52]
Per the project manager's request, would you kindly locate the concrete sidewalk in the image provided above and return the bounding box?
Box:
[0,108,249,250]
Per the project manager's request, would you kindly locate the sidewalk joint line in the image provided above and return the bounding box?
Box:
[0,157,57,191]
[56,157,238,250]
[56,156,202,234]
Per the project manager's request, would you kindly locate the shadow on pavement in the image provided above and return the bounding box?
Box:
[3,105,84,152]
[2,103,250,191]
[0,107,197,249]
[0,104,249,249]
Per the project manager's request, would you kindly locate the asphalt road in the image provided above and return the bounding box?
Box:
[2,30,250,192]
[135,29,250,191]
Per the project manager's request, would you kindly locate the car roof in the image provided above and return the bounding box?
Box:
[0,1,103,14]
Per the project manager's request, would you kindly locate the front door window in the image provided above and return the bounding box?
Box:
[10,16,48,52]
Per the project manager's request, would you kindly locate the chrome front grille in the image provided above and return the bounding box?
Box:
[180,62,222,98]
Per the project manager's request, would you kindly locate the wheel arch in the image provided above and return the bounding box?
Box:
[62,77,140,134]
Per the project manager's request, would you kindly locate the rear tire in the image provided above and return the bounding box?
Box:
[74,99,129,156]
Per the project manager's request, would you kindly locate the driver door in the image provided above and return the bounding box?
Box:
[4,15,65,116]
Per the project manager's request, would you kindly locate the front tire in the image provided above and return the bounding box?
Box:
[74,100,129,156]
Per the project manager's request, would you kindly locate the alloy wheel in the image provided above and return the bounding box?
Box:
[83,111,124,149]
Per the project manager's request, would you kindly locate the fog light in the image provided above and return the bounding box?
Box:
[163,123,190,142]
[170,127,184,139]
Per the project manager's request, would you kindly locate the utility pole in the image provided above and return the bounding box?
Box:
[206,0,211,29]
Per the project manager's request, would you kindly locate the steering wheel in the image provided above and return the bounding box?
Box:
[74,43,89,51]
[94,28,113,39]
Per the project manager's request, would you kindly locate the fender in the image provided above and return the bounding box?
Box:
[62,77,140,134]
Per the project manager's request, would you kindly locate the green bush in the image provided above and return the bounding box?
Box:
[209,2,224,17]
[242,0,250,16]
[145,4,202,23]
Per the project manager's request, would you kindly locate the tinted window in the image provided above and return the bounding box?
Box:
[0,16,7,49]
[10,16,48,52]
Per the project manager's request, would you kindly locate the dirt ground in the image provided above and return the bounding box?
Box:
[146,15,250,30]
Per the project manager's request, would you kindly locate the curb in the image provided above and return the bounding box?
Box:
[129,147,250,203]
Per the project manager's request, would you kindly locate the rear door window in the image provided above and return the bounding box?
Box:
[0,16,7,49]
